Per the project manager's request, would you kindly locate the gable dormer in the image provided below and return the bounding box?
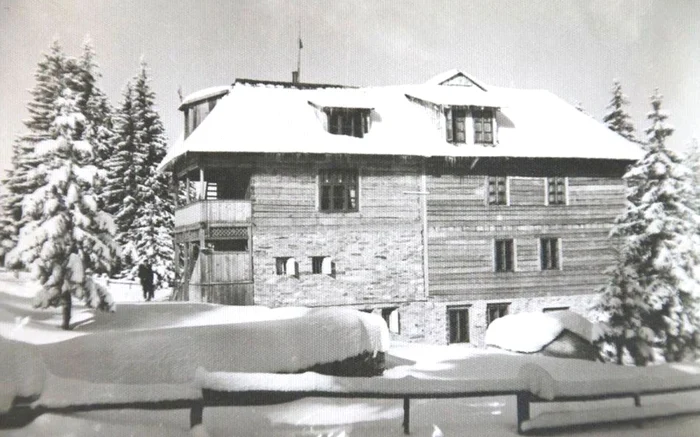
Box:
[408,71,499,146]
[180,86,230,138]
[425,69,488,91]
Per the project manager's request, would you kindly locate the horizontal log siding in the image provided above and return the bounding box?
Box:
[510,177,545,206]
[251,158,425,308]
[427,175,625,299]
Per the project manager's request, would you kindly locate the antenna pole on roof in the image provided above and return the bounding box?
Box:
[293,19,302,84]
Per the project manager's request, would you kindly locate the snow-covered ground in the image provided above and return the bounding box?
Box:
[1,272,700,437]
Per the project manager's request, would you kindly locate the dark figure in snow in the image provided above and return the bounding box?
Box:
[138,264,155,301]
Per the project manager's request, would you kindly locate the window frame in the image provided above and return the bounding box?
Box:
[318,169,359,213]
[473,109,494,144]
[494,238,515,273]
[546,177,568,205]
[486,302,510,326]
[539,237,562,271]
[487,176,509,206]
[381,308,400,334]
[326,108,370,138]
[448,306,471,344]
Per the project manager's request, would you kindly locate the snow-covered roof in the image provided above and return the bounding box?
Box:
[179,85,231,108]
[159,72,644,171]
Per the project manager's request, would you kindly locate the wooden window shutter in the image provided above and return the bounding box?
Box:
[445,108,453,143]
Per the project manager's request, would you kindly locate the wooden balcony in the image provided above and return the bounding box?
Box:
[174,200,251,228]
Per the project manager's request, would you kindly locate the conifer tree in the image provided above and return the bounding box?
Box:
[595,90,700,364]
[603,80,637,142]
[0,41,70,259]
[7,90,118,330]
[106,60,173,285]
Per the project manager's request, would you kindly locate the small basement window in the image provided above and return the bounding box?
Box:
[448,306,470,343]
[311,256,335,276]
[543,307,569,313]
[275,257,298,276]
[381,308,400,334]
[487,303,510,326]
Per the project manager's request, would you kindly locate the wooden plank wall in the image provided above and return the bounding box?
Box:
[251,157,422,227]
[208,252,252,282]
[427,174,626,300]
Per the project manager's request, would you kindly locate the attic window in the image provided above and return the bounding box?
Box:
[445,107,467,143]
[325,108,370,138]
[473,109,494,144]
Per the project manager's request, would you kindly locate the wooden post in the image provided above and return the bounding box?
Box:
[634,394,641,407]
[199,167,205,201]
[402,397,410,435]
[516,393,530,435]
[190,401,204,428]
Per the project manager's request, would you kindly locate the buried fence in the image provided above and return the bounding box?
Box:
[4,367,700,435]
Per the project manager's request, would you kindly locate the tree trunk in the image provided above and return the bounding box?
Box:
[61,293,72,330]
[616,343,623,365]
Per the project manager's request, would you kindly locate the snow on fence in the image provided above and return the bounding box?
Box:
[6,363,700,435]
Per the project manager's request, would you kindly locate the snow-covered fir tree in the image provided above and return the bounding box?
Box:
[105,60,173,286]
[0,41,69,260]
[71,37,115,167]
[603,80,637,143]
[7,90,119,330]
[1,39,114,260]
[685,138,700,217]
[595,90,700,365]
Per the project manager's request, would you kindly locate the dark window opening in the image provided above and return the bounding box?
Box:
[543,307,569,313]
[311,256,335,275]
[494,239,514,272]
[319,169,358,212]
[487,303,510,326]
[540,238,561,270]
[326,108,370,138]
[445,107,468,144]
[381,308,400,334]
[275,257,297,276]
[547,177,566,205]
[207,239,248,252]
[473,109,494,144]
[448,307,470,343]
[488,176,508,205]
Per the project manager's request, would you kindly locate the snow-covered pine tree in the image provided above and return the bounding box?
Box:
[603,80,637,143]
[685,138,700,217]
[7,90,119,330]
[72,36,115,168]
[0,41,70,260]
[596,90,700,364]
[105,59,173,286]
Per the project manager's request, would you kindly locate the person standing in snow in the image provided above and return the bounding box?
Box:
[138,263,155,301]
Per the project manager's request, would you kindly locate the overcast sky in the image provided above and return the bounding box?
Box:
[1,0,698,172]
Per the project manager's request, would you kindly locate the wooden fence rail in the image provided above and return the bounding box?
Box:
[3,378,700,435]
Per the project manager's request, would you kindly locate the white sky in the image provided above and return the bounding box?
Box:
[0,0,698,172]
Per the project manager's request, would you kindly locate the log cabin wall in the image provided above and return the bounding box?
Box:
[248,154,426,310]
[421,159,628,344]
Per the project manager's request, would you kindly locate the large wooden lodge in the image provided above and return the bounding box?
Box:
[158,70,642,345]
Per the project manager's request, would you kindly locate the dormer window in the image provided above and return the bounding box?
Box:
[325,108,370,138]
[473,109,494,144]
[444,107,496,145]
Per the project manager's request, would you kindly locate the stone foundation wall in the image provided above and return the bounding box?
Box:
[253,225,425,308]
[398,293,596,345]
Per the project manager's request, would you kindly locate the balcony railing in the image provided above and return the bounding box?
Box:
[174,200,251,228]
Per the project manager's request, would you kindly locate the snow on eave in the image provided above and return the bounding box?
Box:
[179,85,231,109]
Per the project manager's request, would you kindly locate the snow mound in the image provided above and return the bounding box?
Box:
[0,337,46,412]
[485,311,602,353]
[39,307,390,384]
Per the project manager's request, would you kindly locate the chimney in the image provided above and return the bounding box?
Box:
[292,71,299,84]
